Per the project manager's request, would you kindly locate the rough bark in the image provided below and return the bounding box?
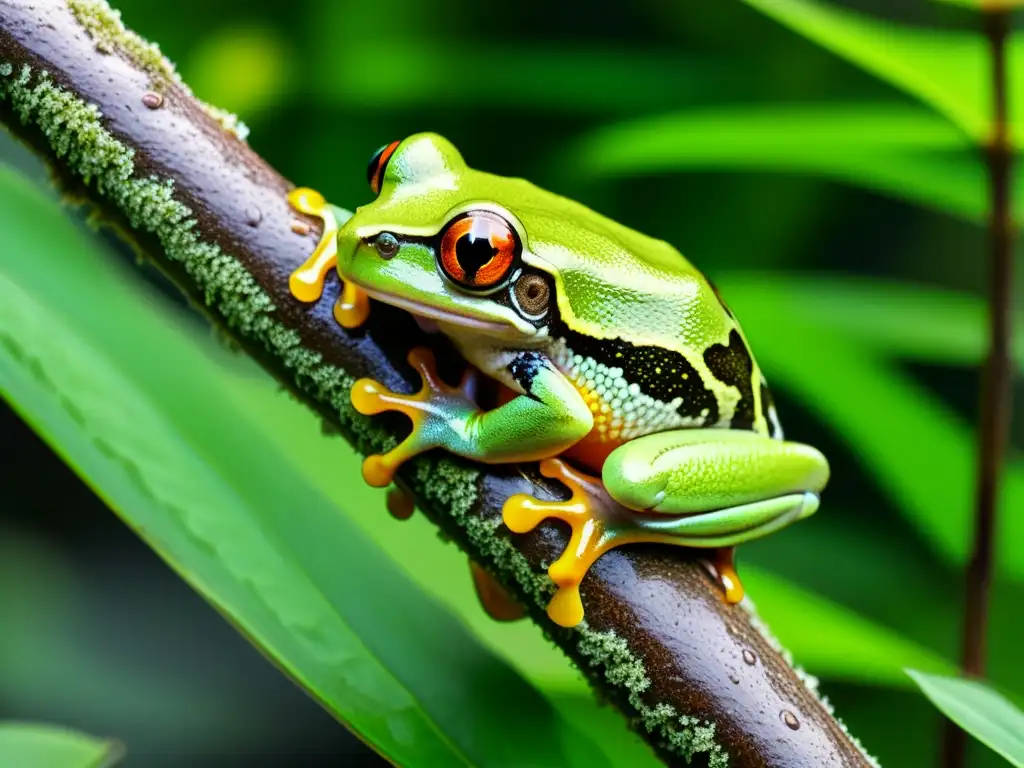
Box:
[0,1,877,765]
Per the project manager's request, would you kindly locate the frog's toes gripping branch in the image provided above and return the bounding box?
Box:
[352,347,481,488]
[286,187,368,328]
[502,458,736,628]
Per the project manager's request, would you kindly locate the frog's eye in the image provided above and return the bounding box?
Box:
[367,140,401,195]
[438,211,520,291]
[511,272,550,319]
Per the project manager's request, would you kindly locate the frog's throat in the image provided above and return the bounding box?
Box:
[348,280,528,336]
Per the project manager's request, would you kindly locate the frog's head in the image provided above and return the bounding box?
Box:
[336,133,556,340]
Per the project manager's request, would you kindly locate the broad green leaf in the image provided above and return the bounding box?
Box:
[722,275,1024,583]
[0,723,123,768]
[0,166,626,767]
[743,567,954,686]
[907,671,1024,767]
[573,104,988,221]
[740,0,989,139]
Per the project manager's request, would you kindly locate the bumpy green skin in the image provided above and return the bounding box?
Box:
[342,132,830,542]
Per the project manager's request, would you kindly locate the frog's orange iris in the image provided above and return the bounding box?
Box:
[439,212,519,290]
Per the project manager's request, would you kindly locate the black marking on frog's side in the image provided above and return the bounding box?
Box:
[554,322,719,423]
[704,330,756,431]
[508,351,547,401]
[760,379,783,439]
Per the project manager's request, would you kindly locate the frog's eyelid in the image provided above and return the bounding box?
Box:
[441,201,529,250]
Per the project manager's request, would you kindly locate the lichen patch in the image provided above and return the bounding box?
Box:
[65,0,249,140]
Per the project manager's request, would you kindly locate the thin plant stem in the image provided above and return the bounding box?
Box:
[941,6,1015,768]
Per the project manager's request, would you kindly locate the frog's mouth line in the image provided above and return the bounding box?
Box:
[350,281,522,335]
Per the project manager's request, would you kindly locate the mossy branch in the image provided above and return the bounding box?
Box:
[0,1,877,766]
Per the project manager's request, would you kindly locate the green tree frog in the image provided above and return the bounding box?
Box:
[287,133,829,627]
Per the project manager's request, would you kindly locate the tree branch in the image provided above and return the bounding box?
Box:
[0,1,877,765]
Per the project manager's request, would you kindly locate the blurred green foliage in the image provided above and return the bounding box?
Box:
[0,722,122,767]
[2,0,1023,765]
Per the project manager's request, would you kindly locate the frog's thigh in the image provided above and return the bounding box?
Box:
[603,429,830,517]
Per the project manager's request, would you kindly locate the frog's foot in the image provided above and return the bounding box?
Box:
[502,459,764,626]
[352,348,480,488]
[469,559,526,622]
[385,486,416,521]
[702,547,744,604]
[286,187,369,328]
[502,458,661,627]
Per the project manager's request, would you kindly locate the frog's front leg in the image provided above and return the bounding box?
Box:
[286,187,369,328]
[503,430,828,627]
[352,348,593,487]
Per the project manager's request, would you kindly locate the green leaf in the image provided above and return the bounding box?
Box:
[740,0,989,139]
[573,104,987,222]
[0,722,123,768]
[0,167,631,767]
[907,671,1024,767]
[743,567,954,686]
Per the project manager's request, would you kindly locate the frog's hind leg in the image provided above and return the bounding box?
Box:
[601,428,829,604]
[601,429,828,521]
[503,430,828,627]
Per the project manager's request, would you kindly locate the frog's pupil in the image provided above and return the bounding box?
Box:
[455,233,497,280]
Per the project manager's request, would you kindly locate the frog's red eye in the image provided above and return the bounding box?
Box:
[439,212,520,290]
[367,140,400,195]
